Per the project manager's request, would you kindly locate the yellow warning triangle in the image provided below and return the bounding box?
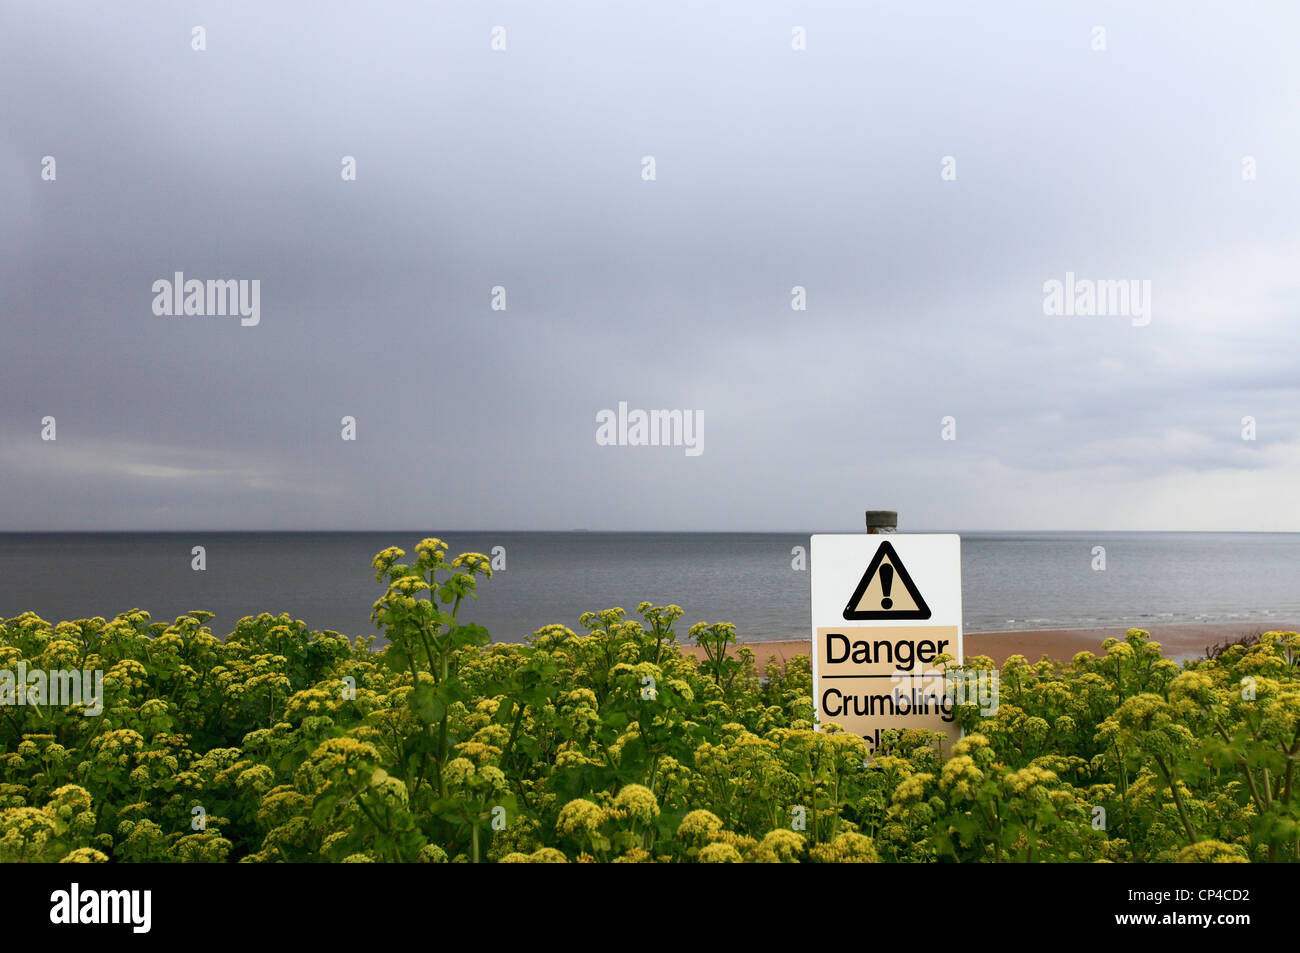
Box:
[843,540,931,620]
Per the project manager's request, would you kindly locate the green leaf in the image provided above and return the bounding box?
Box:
[410,683,446,723]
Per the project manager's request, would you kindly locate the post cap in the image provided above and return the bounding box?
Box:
[865,510,898,533]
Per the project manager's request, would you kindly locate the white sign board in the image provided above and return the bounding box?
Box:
[810,534,963,754]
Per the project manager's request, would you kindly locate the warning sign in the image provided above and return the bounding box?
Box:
[811,534,963,754]
[842,540,931,620]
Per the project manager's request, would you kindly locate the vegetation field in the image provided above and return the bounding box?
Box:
[2,540,1298,863]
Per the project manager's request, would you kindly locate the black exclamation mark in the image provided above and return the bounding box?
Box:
[880,564,894,610]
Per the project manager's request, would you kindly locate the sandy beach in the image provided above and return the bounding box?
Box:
[682,622,1300,667]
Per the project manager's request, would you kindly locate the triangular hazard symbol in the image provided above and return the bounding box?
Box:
[842,540,931,620]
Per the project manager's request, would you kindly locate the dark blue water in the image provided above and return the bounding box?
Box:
[0,532,1297,642]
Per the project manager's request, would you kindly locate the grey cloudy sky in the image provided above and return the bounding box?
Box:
[2,2,1298,532]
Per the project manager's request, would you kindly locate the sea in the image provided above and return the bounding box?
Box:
[0,531,1297,644]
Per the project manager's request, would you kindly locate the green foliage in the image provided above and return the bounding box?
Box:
[1,541,1297,863]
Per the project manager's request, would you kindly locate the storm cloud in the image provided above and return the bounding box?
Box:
[2,2,1298,531]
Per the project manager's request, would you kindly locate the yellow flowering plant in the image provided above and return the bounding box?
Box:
[3,546,1298,863]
